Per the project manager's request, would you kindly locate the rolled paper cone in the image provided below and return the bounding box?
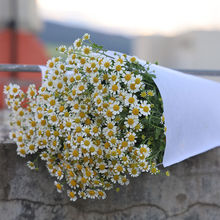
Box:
[149,65,220,167]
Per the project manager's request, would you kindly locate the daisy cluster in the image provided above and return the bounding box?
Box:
[4,33,166,202]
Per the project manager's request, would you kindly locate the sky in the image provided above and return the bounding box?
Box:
[37,0,220,36]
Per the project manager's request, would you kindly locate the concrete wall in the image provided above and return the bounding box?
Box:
[0,141,220,220]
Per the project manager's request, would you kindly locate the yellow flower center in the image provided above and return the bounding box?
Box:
[57,82,63,89]
[69,191,75,198]
[106,110,113,117]
[70,179,77,187]
[93,127,99,133]
[128,134,135,141]
[104,62,110,68]
[125,74,131,81]
[79,85,85,91]
[29,144,35,151]
[128,97,135,104]
[132,108,139,115]
[51,115,57,122]
[46,130,51,137]
[130,57,136,62]
[112,84,118,91]
[56,183,62,190]
[130,83,136,90]
[50,100,55,106]
[66,121,71,127]
[115,65,121,71]
[116,166,123,172]
[84,47,90,54]
[80,58,86,65]
[93,77,99,83]
[76,75,81,81]
[72,149,79,157]
[135,78,141,84]
[143,106,149,112]
[75,126,82,133]
[99,164,105,170]
[127,118,134,125]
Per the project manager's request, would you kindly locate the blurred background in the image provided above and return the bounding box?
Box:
[1,0,220,109]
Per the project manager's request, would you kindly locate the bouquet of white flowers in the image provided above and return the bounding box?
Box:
[4,33,166,202]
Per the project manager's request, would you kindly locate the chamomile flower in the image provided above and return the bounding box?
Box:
[10,84,20,96]
[118,176,130,185]
[58,45,67,53]
[125,94,138,106]
[147,90,154,96]
[86,189,97,199]
[46,59,55,69]
[27,161,36,170]
[124,115,139,129]
[27,143,38,154]
[102,58,111,70]
[114,62,123,72]
[97,190,106,199]
[140,101,151,116]
[122,71,133,83]
[67,190,77,201]
[127,81,140,93]
[126,132,137,144]
[83,33,90,40]
[56,169,64,180]
[74,38,82,48]
[110,101,123,115]
[83,46,91,55]
[54,181,63,193]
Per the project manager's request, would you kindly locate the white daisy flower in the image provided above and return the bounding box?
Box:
[126,132,137,144]
[82,46,92,55]
[127,81,140,93]
[46,59,55,69]
[122,71,133,84]
[27,161,36,170]
[102,58,111,70]
[140,101,151,116]
[78,191,87,199]
[83,33,90,40]
[124,115,139,129]
[110,101,123,115]
[58,45,67,54]
[118,176,130,185]
[54,181,63,193]
[125,94,138,106]
[56,169,64,180]
[74,38,82,48]
[128,167,140,177]
[97,190,106,199]
[27,143,38,154]
[67,190,77,201]
[90,74,100,85]
[86,189,97,199]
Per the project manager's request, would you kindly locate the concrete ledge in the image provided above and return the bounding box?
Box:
[0,142,220,220]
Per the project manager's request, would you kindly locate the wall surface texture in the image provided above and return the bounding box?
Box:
[0,141,220,220]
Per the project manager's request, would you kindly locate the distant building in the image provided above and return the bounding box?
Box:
[133,31,220,70]
[0,0,48,108]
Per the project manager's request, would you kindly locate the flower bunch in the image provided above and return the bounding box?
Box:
[4,33,166,201]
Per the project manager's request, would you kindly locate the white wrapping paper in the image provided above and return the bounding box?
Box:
[39,58,220,167]
[149,65,220,167]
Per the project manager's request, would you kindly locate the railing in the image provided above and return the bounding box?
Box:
[1,64,220,76]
